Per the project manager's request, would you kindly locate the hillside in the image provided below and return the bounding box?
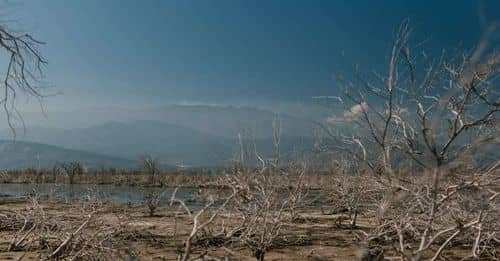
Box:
[1,121,234,167]
[0,120,316,167]
[0,105,320,167]
[149,105,317,139]
[0,140,137,170]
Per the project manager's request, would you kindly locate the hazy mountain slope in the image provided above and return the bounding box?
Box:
[0,140,136,169]
[0,105,321,139]
[3,121,234,167]
[0,120,317,167]
[142,105,317,139]
[0,104,322,167]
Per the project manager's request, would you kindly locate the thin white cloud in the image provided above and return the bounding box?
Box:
[326,102,368,124]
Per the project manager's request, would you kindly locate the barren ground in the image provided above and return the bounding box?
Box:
[0,197,481,260]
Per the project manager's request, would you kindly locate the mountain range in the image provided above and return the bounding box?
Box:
[0,105,319,169]
[0,140,136,170]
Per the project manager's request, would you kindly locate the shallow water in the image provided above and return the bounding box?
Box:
[0,183,326,210]
[0,183,203,206]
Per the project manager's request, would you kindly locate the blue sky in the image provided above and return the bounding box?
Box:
[4,0,500,111]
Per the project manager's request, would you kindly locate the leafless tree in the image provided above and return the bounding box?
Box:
[142,155,159,186]
[320,19,499,260]
[235,175,288,261]
[0,24,47,135]
[285,162,308,222]
[331,172,372,229]
[222,125,311,260]
[61,161,84,185]
[169,187,237,261]
[141,189,166,217]
[272,113,282,168]
[222,165,307,260]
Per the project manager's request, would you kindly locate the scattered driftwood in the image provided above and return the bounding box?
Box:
[49,212,93,258]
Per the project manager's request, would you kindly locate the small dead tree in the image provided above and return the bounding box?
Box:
[225,127,309,260]
[285,162,309,222]
[169,187,237,261]
[141,189,166,217]
[142,156,159,186]
[61,161,84,185]
[331,171,373,229]
[272,113,282,168]
[223,168,295,261]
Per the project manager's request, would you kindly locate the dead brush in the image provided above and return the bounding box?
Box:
[2,189,131,260]
[167,186,238,261]
[141,189,166,217]
[365,164,500,260]
[329,172,375,229]
[6,193,60,252]
[220,166,307,261]
[317,17,500,260]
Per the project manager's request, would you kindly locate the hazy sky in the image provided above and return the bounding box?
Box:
[3,0,500,113]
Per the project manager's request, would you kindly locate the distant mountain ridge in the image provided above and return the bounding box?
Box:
[0,105,320,138]
[0,122,315,167]
[0,140,137,170]
[0,105,319,168]
[2,121,234,167]
[143,104,317,139]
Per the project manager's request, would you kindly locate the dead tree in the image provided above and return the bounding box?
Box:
[0,24,47,135]
[223,126,309,260]
[142,189,166,217]
[222,166,302,261]
[272,114,282,168]
[169,187,237,261]
[319,19,499,260]
[286,162,308,222]
[61,161,84,185]
[142,156,159,186]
